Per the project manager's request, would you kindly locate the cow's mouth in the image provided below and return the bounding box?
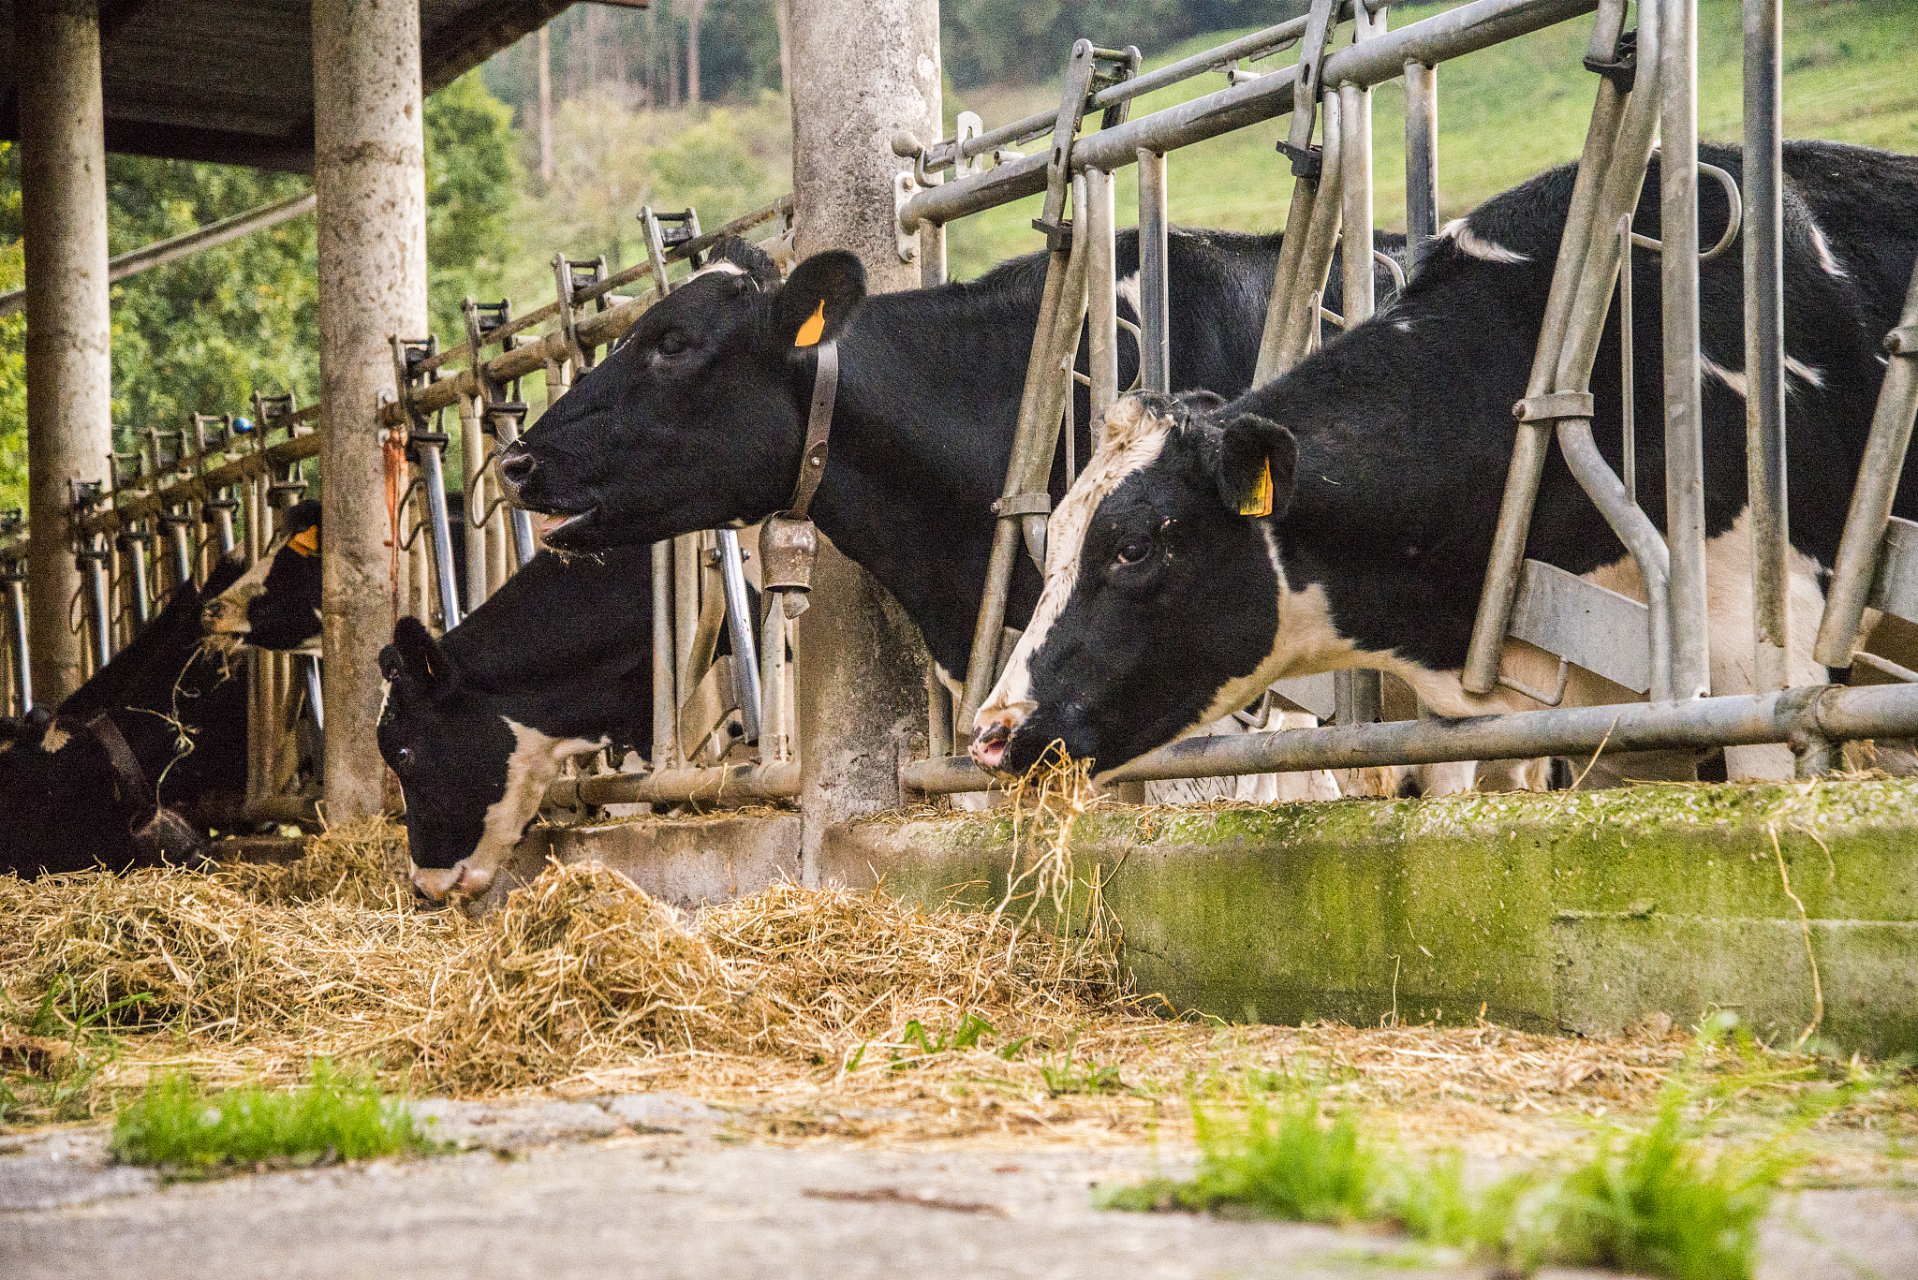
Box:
[538,505,598,548]
[970,720,1013,772]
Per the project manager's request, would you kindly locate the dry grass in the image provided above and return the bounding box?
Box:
[1,815,1901,1173]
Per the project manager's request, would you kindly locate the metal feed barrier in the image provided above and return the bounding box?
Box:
[0,397,328,824]
[381,197,804,812]
[12,0,1918,827]
[4,194,803,823]
[891,0,1918,794]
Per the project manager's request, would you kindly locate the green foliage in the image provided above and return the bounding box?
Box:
[0,73,522,514]
[514,90,788,295]
[427,71,525,340]
[104,158,319,443]
[109,1063,434,1174]
[1528,1092,1785,1280]
[0,976,151,1128]
[941,1,1296,89]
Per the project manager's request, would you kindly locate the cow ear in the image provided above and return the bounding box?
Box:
[1214,413,1298,522]
[388,616,458,698]
[773,251,865,350]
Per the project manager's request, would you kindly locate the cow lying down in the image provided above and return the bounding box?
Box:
[2,556,249,877]
[971,140,1918,785]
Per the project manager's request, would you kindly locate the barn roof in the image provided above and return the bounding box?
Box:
[0,1,642,173]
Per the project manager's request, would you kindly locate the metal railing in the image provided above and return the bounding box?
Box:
[5,191,803,821]
[892,0,1918,795]
[376,195,803,813]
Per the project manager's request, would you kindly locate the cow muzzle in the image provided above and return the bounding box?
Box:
[411,861,494,903]
[969,704,1031,772]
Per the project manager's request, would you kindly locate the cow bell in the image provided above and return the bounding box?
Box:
[759,513,819,617]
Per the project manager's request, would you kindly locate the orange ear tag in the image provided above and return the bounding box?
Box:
[289,526,320,556]
[793,300,827,347]
[1240,459,1274,517]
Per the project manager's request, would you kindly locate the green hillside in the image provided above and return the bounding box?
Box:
[943,0,1918,278]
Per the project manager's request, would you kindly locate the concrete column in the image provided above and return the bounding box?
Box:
[787,0,940,880]
[313,0,429,821]
[18,0,111,706]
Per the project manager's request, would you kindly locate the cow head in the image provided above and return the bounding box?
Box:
[379,617,604,901]
[202,500,322,651]
[971,392,1313,777]
[497,238,865,550]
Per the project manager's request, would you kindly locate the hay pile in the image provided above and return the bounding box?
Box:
[0,819,1126,1106]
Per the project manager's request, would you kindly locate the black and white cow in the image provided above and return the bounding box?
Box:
[201,499,323,651]
[375,543,655,900]
[1,556,250,877]
[203,495,467,652]
[498,228,1406,800]
[969,141,1918,782]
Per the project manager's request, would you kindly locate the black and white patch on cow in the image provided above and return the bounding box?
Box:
[375,542,656,901]
[2,556,252,877]
[499,228,1410,801]
[973,140,1918,783]
[203,499,322,651]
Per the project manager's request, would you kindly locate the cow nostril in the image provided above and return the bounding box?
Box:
[497,450,536,490]
[975,722,1010,750]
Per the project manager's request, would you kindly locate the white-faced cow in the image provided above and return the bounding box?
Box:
[2,556,250,877]
[970,141,1918,783]
[376,543,656,900]
[498,229,1408,801]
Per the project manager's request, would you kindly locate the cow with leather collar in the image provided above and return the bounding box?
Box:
[498,229,1413,802]
[1,555,250,877]
[969,141,1918,784]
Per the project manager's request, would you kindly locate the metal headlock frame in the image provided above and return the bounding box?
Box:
[3,194,802,818]
[894,0,1918,796]
[0,392,324,822]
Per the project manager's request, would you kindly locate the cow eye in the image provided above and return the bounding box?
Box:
[656,330,689,357]
[394,746,413,770]
[1116,539,1151,566]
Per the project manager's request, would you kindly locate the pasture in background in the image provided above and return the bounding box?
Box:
[943,0,1918,277]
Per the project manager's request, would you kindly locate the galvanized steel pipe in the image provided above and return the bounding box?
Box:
[898,0,1598,233]
[1743,0,1790,691]
[902,681,1918,793]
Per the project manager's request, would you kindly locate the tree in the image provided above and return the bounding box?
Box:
[0,71,523,513]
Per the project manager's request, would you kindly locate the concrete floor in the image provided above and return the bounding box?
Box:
[3,1095,1914,1280]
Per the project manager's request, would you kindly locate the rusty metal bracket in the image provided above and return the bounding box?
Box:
[1513,391,1596,423]
[990,492,1052,518]
[1279,0,1343,177]
[1032,41,1140,251]
[639,206,703,301]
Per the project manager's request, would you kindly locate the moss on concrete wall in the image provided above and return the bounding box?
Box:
[823,780,1918,1054]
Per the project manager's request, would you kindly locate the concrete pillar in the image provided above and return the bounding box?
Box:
[313,0,429,821]
[18,0,111,706]
[787,0,940,880]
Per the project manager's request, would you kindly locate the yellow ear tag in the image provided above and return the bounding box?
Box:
[289,526,320,557]
[1239,459,1274,518]
[793,299,827,347]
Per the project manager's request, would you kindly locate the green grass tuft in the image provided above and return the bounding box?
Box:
[109,1063,436,1174]
[1528,1092,1786,1280]
[1100,1093,1378,1223]
[1105,1072,1793,1280]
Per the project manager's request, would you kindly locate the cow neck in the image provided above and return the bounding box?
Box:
[795,300,1037,676]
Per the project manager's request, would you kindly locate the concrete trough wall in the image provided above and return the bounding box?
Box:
[510,779,1918,1056]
